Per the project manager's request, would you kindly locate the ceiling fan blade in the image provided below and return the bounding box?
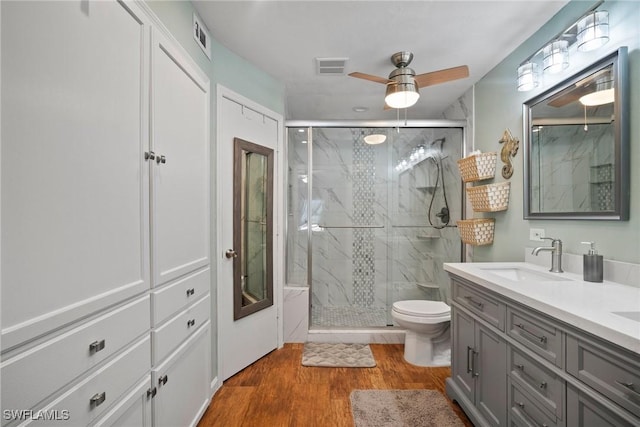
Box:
[547,85,593,108]
[348,72,392,85]
[414,65,469,88]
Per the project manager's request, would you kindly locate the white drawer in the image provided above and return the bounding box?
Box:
[151,294,210,365]
[151,268,210,325]
[1,295,150,419]
[17,335,150,426]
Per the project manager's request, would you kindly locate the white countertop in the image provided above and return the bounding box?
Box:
[444,262,640,354]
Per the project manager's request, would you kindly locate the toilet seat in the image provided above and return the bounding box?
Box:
[392,300,450,320]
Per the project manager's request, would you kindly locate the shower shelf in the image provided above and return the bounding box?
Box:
[416,235,440,240]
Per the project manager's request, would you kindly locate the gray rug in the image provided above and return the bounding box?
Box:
[301,343,376,367]
[350,389,464,427]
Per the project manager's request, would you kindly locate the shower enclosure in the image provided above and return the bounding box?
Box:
[286,122,464,329]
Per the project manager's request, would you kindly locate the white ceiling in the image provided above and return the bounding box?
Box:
[193,1,569,121]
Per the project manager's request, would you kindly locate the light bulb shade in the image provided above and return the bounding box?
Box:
[577,11,609,52]
[385,81,420,109]
[517,62,539,91]
[542,40,569,74]
[363,134,387,144]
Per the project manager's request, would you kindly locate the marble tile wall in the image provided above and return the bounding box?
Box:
[286,126,463,328]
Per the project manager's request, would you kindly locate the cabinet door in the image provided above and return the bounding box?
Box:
[452,307,476,403]
[152,321,211,427]
[476,324,507,426]
[150,29,210,287]
[1,0,150,349]
[91,377,152,427]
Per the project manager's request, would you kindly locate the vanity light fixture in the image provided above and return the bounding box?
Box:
[517,62,540,92]
[542,40,569,75]
[516,1,609,91]
[577,11,609,52]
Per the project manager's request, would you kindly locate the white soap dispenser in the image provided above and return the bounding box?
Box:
[581,241,603,283]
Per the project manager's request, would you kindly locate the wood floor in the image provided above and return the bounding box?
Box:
[198,343,473,427]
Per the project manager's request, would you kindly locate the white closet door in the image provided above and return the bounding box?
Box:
[1,0,150,349]
[150,29,210,287]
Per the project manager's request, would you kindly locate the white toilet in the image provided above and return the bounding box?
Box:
[391,300,451,367]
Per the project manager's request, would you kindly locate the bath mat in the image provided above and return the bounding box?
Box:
[301,343,376,368]
[350,389,464,427]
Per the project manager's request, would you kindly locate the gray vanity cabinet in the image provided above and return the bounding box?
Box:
[446,274,640,427]
[451,281,507,426]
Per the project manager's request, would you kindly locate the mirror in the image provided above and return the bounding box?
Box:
[233,137,274,320]
[523,47,629,220]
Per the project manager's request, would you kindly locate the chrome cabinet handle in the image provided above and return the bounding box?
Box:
[145,151,156,161]
[515,363,547,389]
[187,319,196,328]
[516,402,548,427]
[156,155,166,164]
[466,346,474,374]
[225,249,238,258]
[158,375,168,387]
[516,323,547,343]
[89,339,105,354]
[464,296,484,310]
[146,387,157,399]
[615,381,640,396]
[90,392,106,408]
[186,288,195,297]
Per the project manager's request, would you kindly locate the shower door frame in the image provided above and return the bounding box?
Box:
[285,120,470,329]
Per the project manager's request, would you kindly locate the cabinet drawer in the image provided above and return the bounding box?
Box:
[509,380,559,427]
[1,296,150,418]
[509,346,564,420]
[152,294,210,365]
[21,336,150,426]
[90,376,152,427]
[566,335,640,417]
[567,384,640,427]
[151,268,210,326]
[453,280,505,331]
[507,307,563,368]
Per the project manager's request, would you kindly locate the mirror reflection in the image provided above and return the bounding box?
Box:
[233,137,273,320]
[524,47,629,220]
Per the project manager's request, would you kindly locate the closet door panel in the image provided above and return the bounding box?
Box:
[1,0,150,348]
[151,30,210,287]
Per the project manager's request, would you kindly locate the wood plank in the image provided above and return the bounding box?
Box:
[198,343,473,427]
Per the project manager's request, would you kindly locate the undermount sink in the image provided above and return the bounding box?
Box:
[479,266,571,282]
[612,311,640,322]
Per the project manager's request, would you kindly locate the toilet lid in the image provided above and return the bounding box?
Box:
[392,300,450,317]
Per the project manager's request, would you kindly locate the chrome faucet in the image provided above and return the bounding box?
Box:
[532,237,564,273]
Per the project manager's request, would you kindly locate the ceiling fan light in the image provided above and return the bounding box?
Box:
[363,134,387,145]
[385,82,420,109]
[579,88,614,106]
[577,11,609,52]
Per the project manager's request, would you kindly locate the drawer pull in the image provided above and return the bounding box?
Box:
[516,323,547,343]
[89,340,106,354]
[466,346,474,374]
[464,296,484,310]
[615,380,640,396]
[158,375,168,387]
[516,402,549,427]
[146,387,157,398]
[90,392,106,408]
[186,288,195,297]
[515,364,547,389]
[187,319,196,328]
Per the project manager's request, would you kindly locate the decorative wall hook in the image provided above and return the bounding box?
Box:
[499,129,519,179]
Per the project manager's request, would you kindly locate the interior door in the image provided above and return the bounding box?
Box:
[218,92,280,380]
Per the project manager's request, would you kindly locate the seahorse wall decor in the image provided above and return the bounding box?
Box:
[499,129,519,179]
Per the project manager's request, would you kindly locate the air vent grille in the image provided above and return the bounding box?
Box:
[316,57,348,75]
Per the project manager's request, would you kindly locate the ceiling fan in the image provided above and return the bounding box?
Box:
[349,51,469,109]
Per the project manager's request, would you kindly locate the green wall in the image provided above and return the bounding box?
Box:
[473,0,640,264]
[145,0,285,382]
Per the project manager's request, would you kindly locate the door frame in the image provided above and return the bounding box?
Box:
[215,85,285,380]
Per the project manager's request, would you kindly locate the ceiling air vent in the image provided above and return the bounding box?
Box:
[316,57,348,75]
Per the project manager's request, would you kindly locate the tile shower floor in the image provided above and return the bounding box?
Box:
[311,305,389,327]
